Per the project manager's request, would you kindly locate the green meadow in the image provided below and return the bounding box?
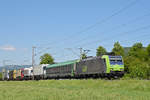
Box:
[0,80,150,100]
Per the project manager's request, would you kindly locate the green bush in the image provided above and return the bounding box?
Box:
[122,43,150,79]
[127,59,150,79]
[0,72,2,80]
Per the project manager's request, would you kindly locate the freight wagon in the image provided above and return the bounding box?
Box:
[46,55,124,79]
[2,55,125,80]
[16,69,21,80]
[46,60,77,79]
[33,64,49,80]
[13,70,17,80]
[9,70,13,80]
[20,68,24,80]
[24,67,33,80]
[3,70,9,80]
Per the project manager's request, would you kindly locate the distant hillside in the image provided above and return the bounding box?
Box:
[124,47,146,56]
[124,47,131,55]
[0,65,32,72]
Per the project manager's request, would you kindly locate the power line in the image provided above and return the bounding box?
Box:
[65,48,80,58]
[83,33,150,57]
[32,46,36,80]
[72,0,139,35]
[52,49,79,62]
[37,33,150,63]
[33,0,140,61]
[36,11,150,57]
[76,24,150,47]
[35,47,52,56]
[35,26,150,63]
[72,11,150,45]
[36,0,139,49]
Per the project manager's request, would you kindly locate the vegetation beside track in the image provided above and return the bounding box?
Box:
[0,72,2,80]
[0,80,150,100]
[97,42,150,79]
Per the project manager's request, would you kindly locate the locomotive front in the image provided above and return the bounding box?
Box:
[102,55,124,77]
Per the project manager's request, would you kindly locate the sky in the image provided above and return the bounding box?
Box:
[0,0,150,66]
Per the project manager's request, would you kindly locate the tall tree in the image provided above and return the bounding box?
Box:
[146,44,150,56]
[40,53,54,64]
[112,42,124,56]
[96,46,107,56]
[0,72,2,80]
[128,42,143,57]
[145,44,150,61]
[128,42,148,61]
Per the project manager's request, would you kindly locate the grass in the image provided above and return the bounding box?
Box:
[0,79,150,100]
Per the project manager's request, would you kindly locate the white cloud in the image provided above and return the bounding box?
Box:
[0,45,16,51]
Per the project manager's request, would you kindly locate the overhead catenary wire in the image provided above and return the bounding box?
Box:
[72,11,150,45]
[35,21,150,62]
[36,32,150,63]
[56,34,150,62]
[34,0,141,62]
[35,0,140,57]
[35,0,140,49]
[36,11,150,57]
[75,24,150,48]
[40,25,150,62]
[83,33,150,56]
[103,33,150,47]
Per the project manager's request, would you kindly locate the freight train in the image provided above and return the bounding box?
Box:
[2,55,124,80]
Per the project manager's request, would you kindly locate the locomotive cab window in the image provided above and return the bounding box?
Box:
[43,66,46,70]
[103,59,106,63]
[109,57,123,65]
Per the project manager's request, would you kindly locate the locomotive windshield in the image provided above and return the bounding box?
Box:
[109,56,123,65]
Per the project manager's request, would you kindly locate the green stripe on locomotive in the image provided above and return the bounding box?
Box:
[46,60,78,68]
[46,60,79,77]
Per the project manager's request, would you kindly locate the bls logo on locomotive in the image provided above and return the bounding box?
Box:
[82,66,88,72]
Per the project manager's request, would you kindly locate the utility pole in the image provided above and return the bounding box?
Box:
[65,48,80,58]
[79,48,91,60]
[83,49,91,55]
[32,46,36,80]
[2,60,5,81]
[79,48,83,60]
[2,60,9,81]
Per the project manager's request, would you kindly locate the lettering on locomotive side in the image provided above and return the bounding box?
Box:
[82,66,87,72]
